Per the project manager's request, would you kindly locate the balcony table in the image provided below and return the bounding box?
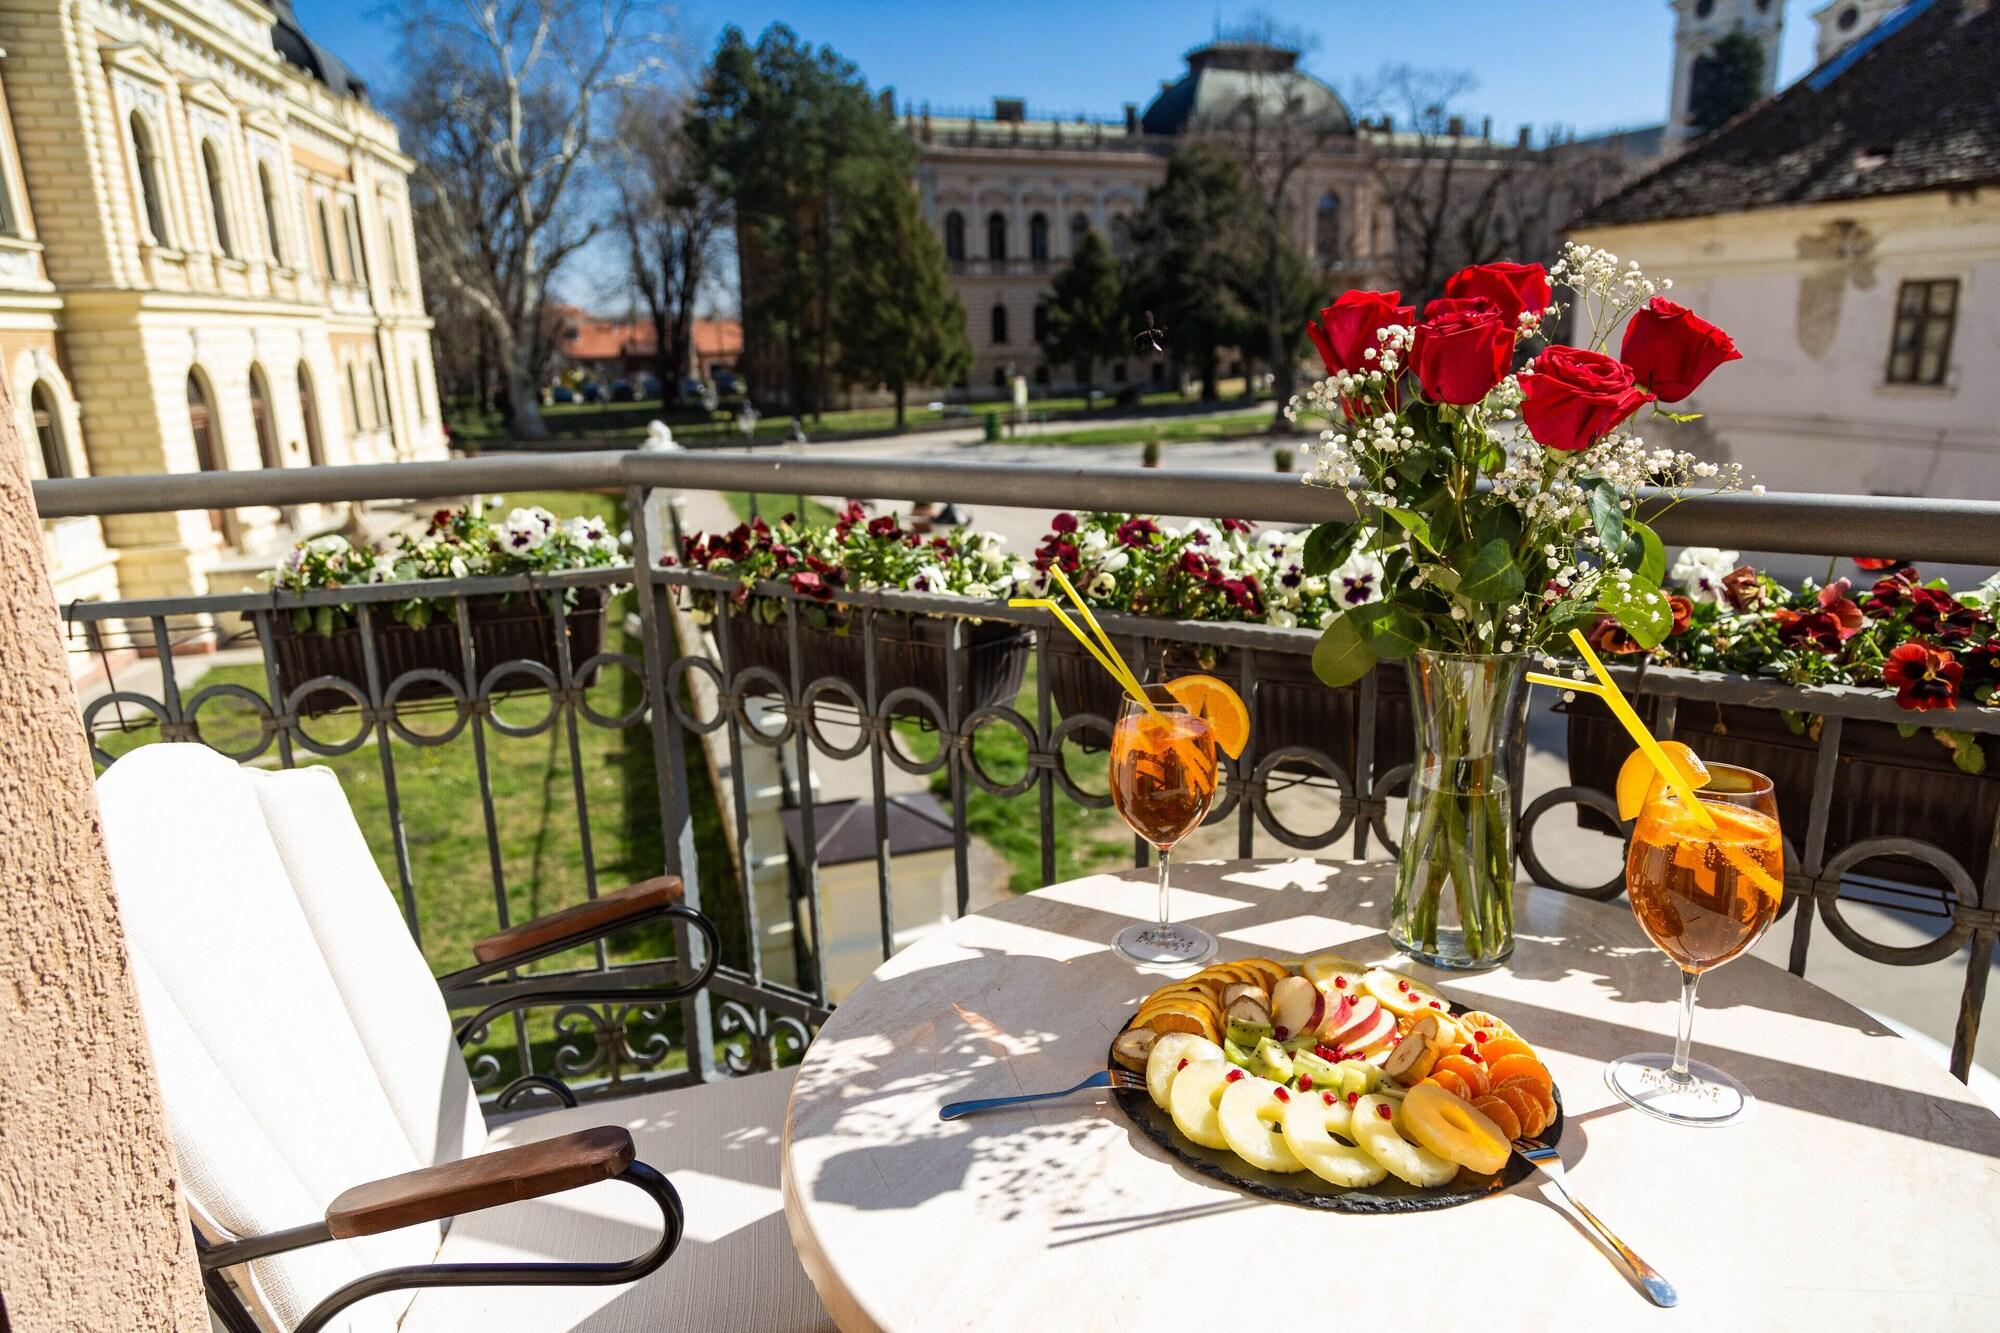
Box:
[780,858,2000,1331]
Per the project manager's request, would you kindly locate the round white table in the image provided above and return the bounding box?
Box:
[780,860,2000,1330]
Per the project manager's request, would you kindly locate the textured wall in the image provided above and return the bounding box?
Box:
[0,379,208,1326]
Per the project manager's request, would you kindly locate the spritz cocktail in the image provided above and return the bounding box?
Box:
[1108,685,1219,965]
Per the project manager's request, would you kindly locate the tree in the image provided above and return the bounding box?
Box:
[394,0,664,441]
[1123,147,1261,400]
[609,87,727,403]
[832,174,970,427]
[1180,21,1347,426]
[690,25,910,418]
[1037,228,1124,397]
[1689,32,1766,136]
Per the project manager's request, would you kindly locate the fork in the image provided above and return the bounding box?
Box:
[939,1068,1144,1120]
[1517,1138,1678,1308]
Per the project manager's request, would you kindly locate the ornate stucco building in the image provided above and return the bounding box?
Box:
[0,0,444,616]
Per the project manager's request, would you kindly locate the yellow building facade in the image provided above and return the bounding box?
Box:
[0,0,444,617]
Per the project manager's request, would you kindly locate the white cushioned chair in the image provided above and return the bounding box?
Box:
[97,742,827,1333]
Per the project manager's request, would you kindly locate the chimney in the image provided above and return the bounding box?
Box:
[1481,115,1492,140]
[1446,114,1464,137]
[993,97,1025,123]
[1124,102,1139,135]
[1517,124,1532,148]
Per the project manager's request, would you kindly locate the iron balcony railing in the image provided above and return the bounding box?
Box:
[33,453,2000,1090]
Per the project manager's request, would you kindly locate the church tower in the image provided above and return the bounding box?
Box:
[1665,0,1786,147]
[1811,1,1904,64]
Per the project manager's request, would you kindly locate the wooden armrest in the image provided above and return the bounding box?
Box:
[325,1127,636,1240]
[471,875,682,966]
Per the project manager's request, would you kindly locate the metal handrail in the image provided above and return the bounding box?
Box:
[32,451,2000,564]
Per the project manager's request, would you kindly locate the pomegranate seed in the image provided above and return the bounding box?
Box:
[1333,977,1347,989]
[1315,1044,1339,1062]
[1473,1030,1490,1044]
[1274,1025,1289,1040]
[1273,1086,1290,1103]
[1225,1068,1245,1083]
[1430,1000,1444,1009]
[1460,1044,1476,1059]
[1177,1058,1189,1072]
[1346,1092,1359,1106]
[1376,1103,1393,1120]
[1298,1074,1313,1091]
[1331,1046,1346,1061]
[1397,979,1410,992]
[1322,1091,1336,1106]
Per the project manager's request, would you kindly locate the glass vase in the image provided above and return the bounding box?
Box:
[1390,650,1529,970]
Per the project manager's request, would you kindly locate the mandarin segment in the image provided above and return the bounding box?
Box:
[1431,1069,1471,1100]
[1486,1053,1551,1093]
[1493,1082,1546,1138]
[1473,1094,1523,1142]
[1431,1054,1492,1098]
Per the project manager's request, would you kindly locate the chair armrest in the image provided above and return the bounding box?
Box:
[470,875,682,967]
[325,1126,635,1240]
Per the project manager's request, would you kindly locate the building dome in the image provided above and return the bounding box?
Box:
[263,0,369,101]
[1140,40,1352,137]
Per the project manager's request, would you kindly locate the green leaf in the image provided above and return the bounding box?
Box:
[1352,601,1427,660]
[1896,722,1919,739]
[313,604,335,637]
[1630,520,1666,587]
[1472,505,1523,551]
[1453,538,1527,604]
[1595,572,1672,649]
[1654,407,1704,423]
[1313,611,1378,688]
[1382,507,1438,554]
[1589,482,1628,559]
[1541,595,1599,636]
[1302,520,1360,577]
[1395,450,1434,487]
[1937,730,1986,776]
[1418,562,1461,595]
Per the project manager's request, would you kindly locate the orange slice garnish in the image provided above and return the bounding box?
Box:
[1615,739,1710,823]
[1162,674,1249,760]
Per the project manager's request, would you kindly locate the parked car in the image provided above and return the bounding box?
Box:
[680,377,719,413]
[640,374,666,400]
[551,385,575,404]
[580,381,604,404]
[610,379,636,402]
[713,369,743,399]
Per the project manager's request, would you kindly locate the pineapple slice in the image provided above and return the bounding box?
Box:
[1350,1093,1457,1188]
[1217,1076,1305,1174]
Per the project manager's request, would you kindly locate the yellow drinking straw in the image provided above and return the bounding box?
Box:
[1526,627,1717,831]
[1009,567,1165,720]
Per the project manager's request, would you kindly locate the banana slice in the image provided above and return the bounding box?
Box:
[1168,1059,1234,1151]
[1281,1092,1388,1189]
[1217,1076,1305,1174]
[1350,1093,1458,1187]
[1145,1032,1224,1110]
[1361,967,1450,1020]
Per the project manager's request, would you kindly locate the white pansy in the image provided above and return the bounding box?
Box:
[1670,546,1740,603]
[501,505,557,553]
[1089,572,1116,597]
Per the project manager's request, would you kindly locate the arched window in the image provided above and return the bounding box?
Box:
[986,211,1007,261]
[1110,214,1131,259]
[129,111,168,246]
[990,303,1009,344]
[1068,211,1089,253]
[1032,303,1049,344]
[1315,191,1342,261]
[30,382,68,479]
[315,197,337,280]
[0,139,20,238]
[410,357,428,421]
[1029,212,1049,262]
[258,162,284,265]
[342,201,370,287]
[187,371,226,534]
[343,359,363,433]
[367,357,389,431]
[297,362,324,466]
[200,140,233,258]
[382,207,405,292]
[943,210,965,262]
[249,366,281,469]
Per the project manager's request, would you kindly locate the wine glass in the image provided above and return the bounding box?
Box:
[1107,683,1219,966]
[1607,762,1783,1125]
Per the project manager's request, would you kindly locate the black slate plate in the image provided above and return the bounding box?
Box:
[1108,1013,1563,1213]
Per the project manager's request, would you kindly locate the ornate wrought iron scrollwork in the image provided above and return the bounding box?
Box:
[715,998,814,1076]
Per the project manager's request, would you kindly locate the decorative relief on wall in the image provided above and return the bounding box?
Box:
[1794,218,1877,360]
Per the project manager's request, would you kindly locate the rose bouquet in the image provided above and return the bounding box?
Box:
[1288,241,1751,967]
[269,505,623,634]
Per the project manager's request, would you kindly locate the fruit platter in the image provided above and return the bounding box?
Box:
[1107,954,1562,1212]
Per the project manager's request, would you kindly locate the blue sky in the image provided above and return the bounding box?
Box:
[306,1,1826,138]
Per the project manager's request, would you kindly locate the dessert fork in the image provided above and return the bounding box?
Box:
[1517,1138,1677,1308]
[939,1068,1144,1120]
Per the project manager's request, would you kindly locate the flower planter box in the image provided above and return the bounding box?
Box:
[1563,691,1995,893]
[715,611,1031,723]
[1043,633,1414,782]
[271,589,609,716]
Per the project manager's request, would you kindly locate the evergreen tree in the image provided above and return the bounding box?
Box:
[1037,229,1125,398]
[1123,148,1261,401]
[833,176,971,427]
[1689,32,1765,136]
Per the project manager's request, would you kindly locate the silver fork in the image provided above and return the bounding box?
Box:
[1517,1138,1678,1308]
[939,1068,1144,1120]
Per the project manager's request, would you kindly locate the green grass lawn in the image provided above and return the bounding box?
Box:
[1020,410,1292,448]
[722,491,841,527]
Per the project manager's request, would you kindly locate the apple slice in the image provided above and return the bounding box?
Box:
[1341,1007,1398,1064]
[1317,994,1380,1048]
[1269,975,1324,1043]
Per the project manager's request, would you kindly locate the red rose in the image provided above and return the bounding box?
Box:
[1412,304,1514,405]
[1882,641,1961,712]
[1521,346,1653,451]
[1618,297,1741,403]
[1421,295,1499,321]
[1306,290,1415,376]
[1443,262,1551,326]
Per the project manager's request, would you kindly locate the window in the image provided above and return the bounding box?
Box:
[258,162,284,265]
[1837,4,1859,29]
[1032,303,1048,344]
[1315,191,1342,261]
[249,367,281,468]
[367,357,388,430]
[200,140,233,258]
[342,201,370,288]
[1034,364,1049,385]
[1695,0,1714,18]
[1110,214,1130,259]
[1112,361,1127,383]
[990,303,1008,344]
[129,112,168,245]
[0,141,19,238]
[1029,212,1049,262]
[410,358,428,421]
[382,207,405,291]
[31,383,68,479]
[986,211,1007,261]
[344,360,363,432]
[315,197,337,279]
[943,210,965,261]
[1068,211,1089,253]
[187,371,226,534]
[297,362,324,465]
[1885,279,1957,386]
